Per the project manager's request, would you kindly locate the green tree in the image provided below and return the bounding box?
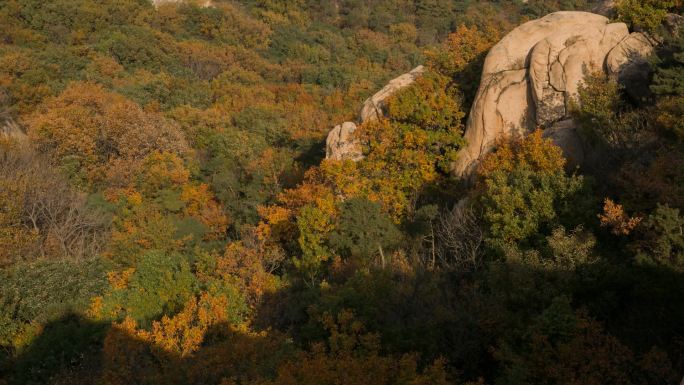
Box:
[329,198,402,266]
[573,72,650,152]
[635,204,684,272]
[477,131,592,254]
[294,205,334,286]
[95,251,198,326]
[651,28,684,140]
[0,257,109,351]
[617,0,682,31]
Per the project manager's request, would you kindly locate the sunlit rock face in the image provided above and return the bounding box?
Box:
[1,120,28,144]
[358,65,426,123]
[452,11,655,177]
[324,66,425,162]
[326,122,363,162]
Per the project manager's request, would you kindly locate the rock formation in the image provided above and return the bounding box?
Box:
[151,0,212,8]
[325,66,425,161]
[0,119,28,144]
[452,11,656,177]
[326,122,363,161]
[359,66,425,123]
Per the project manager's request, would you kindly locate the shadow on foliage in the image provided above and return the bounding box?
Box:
[5,314,282,385]
[3,314,108,385]
[5,261,684,385]
[252,259,684,383]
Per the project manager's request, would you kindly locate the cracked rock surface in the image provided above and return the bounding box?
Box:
[453,11,655,177]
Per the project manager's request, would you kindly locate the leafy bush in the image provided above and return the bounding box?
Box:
[0,257,109,350]
[477,131,593,254]
[617,0,682,31]
[635,204,684,272]
[329,197,402,266]
[95,251,198,325]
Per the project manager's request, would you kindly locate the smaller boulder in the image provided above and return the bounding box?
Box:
[326,122,363,161]
[606,32,656,76]
[542,119,585,169]
[607,32,657,102]
[0,119,28,144]
[359,66,425,123]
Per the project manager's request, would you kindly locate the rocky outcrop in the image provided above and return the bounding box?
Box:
[452,11,656,177]
[326,122,363,161]
[0,119,28,143]
[151,0,212,8]
[607,32,659,102]
[324,66,425,161]
[359,66,425,123]
[542,119,586,168]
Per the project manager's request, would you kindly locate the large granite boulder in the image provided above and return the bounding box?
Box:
[452,11,656,177]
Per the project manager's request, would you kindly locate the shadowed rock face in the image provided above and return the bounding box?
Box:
[541,119,585,169]
[452,11,655,177]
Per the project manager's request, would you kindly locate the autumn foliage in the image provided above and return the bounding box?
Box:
[1,1,684,385]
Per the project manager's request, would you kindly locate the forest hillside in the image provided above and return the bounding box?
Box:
[0,0,683,384]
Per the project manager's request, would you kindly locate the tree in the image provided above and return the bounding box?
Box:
[211,229,285,308]
[252,310,451,385]
[353,71,465,219]
[477,131,591,254]
[573,72,649,152]
[651,28,684,140]
[436,204,485,271]
[25,82,188,187]
[102,292,258,385]
[635,204,684,272]
[328,198,402,267]
[91,251,198,325]
[617,0,682,31]
[0,257,108,355]
[494,299,678,385]
[0,142,109,264]
[424,23,501,106]
[294,205,334,287]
